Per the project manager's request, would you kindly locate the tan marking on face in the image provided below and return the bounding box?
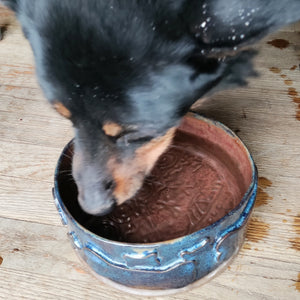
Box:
[103,122,123,137]
[108,127,176,204]
[53,102,71,119]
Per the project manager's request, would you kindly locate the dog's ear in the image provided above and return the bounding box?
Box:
[182,0,300,54]
[0,0,18,12]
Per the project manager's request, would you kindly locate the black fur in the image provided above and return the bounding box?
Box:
[2,0,300,214]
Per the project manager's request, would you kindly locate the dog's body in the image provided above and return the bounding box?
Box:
[2,0,300,215]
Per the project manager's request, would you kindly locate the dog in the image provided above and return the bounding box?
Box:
[2,0,300,215]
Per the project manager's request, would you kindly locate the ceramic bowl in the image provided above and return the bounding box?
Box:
[53,113,257,296]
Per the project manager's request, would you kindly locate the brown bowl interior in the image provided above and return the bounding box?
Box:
[57,115,253,243]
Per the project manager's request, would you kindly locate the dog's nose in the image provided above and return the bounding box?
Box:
[76,177,116,216]
[78,187,116,216]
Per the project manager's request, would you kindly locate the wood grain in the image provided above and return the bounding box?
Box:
[0,5,299,300]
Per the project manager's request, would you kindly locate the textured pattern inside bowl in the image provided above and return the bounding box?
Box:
[57,116,252,243]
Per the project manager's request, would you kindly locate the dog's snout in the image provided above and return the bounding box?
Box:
[73,164,116,216]
[72,125,176,212]
[72,147,117,215]
[77,184,116,216]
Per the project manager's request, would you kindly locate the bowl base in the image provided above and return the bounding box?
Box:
[74,247,239,296]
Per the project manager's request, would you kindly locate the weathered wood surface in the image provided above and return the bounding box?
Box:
[0,6,299,300]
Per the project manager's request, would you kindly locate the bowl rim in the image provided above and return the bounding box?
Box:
[54,113,258,247]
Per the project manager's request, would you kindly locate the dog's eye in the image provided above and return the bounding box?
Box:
[127,135,153,144]
[116,132,153,146]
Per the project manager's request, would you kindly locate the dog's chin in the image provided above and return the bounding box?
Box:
[113,172,146,205]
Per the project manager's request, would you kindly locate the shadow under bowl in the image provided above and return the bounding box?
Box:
[53,113,257,295]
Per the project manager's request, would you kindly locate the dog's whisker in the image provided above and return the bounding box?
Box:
[60,173,74,178]
[62,153,73,160]
[58,169,73,175]
[65,177,76,184]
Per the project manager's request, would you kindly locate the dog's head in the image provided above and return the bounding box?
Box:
[4,0,300,215]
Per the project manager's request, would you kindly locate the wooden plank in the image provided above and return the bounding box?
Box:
[0,108,73,148]
[0,4,299,300]
[0,140,63,181]
[0,175,62,226]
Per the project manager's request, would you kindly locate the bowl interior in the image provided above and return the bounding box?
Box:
[56,115,253,243]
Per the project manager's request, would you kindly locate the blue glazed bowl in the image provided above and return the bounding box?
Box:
[53,114,257,296]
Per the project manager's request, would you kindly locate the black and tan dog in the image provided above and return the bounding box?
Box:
[2,0,300,215]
